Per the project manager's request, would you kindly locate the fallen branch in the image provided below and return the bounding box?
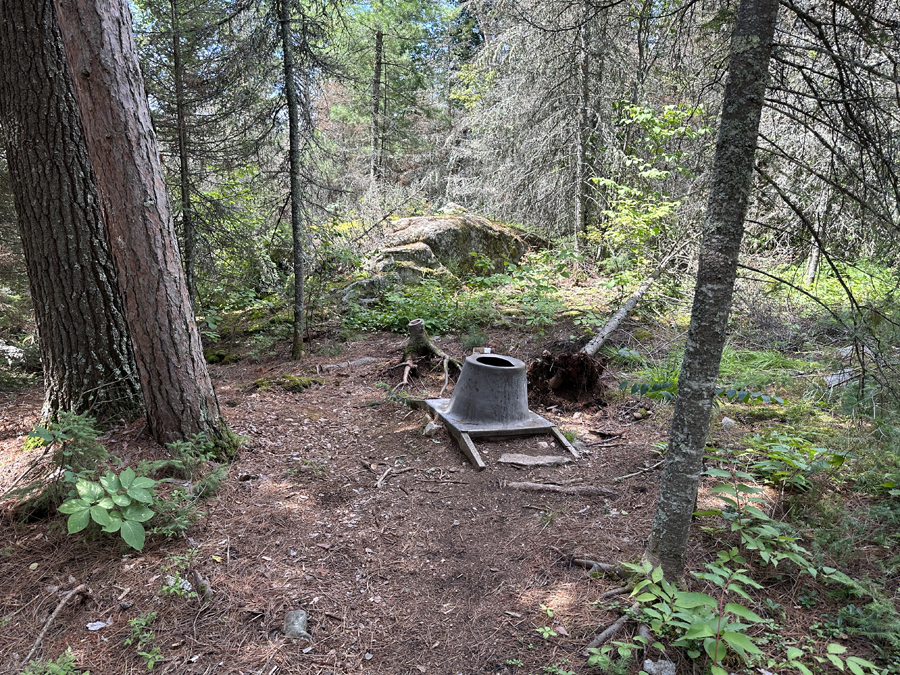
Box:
[613,459,664,482]
[505,481,617,498]
[581,246,682,357]
[320,356,380,371]
[23,584,87,664]
[583,602,640,654]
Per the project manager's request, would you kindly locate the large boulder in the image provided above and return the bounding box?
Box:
[381,214,527,275]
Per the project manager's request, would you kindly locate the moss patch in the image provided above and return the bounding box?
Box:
[253,375,324,392]
[204,350,241,365]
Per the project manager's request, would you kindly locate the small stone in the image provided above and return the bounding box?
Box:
[632,412,644,420]
[284,609,311,639]
[86,620,109,631]
[721,416,737,430]
[423,421,441,437]
[536,441,549,449]
[643,659,676,675]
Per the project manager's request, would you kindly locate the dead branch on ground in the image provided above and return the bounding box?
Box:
[23,584,88,664]
[504,481,617,498]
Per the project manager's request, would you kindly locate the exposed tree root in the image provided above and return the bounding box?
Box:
[393,319,462,394]
[583,602,640,654]
[505,481,617,498]
[599,585,631,599]
[527,350,605,404]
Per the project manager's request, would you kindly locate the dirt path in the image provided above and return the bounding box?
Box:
[0,333,671,674]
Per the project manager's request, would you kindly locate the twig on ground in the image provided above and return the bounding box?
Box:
[586,440,625,448]
[613,459,664,482]
[23,584,87,664]
[438,356,451,397]
[582,602,639,655]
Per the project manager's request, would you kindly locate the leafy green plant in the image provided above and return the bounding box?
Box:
[124,611,161,670]
[624,552,765,675]
[745,430,849,491]
[785,643,881,675]
[535,626,557,640]
[19,648,89,675]
[57,468,156,550]
[586,639,640,675]
[698,465,816,575]
[160,549,199,599]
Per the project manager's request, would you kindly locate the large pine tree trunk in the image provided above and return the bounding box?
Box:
[645,0,780,580]
[53,0,231,449]
[0,0,142,419]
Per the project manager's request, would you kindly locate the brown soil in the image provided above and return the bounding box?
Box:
[0,329,880,675]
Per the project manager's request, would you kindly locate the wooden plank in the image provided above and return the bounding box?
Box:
[549,426,580,459]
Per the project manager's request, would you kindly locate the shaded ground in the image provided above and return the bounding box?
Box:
[0,329,884,675]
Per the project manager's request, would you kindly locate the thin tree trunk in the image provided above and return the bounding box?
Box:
[170,0,197,310]
[370,29,383,182]
[574,0,590,244]
[279,0,306,359]
[0,0,142,419]
[53,0,232,451]
[645,0,780,581]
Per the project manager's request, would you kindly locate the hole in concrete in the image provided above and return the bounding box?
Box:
[476,356,514,367]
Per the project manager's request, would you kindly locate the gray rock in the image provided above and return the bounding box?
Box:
[284,609,311,640]
[721,416,737,429]
[498,453,572,468]
[382,214,526,275]
[0,340,24,367]
[642,659,676,675]
[423,421,441,437]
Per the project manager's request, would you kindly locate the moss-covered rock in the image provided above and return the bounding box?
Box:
[381,214,526,275]
[204,349,241,365]
[253,375,324,392]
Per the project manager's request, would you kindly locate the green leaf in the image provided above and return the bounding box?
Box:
[90,505,111,526]
[683,622,716,640]
[792,663,814,675]
[126,486,153,503]
[710,666,727,675]
[846,661,865,675]
[67,509,91,534]
[704,637,725,662]
[724,603,765,623]
[131,476,156,489]
[111,493,131,507]
[633,593,659,603]
[99,471,121,494]
[710,485,737,497]
[651,566,664,583]
[120,520,146,551]
[58,498,89,514]
[827,644,848,655]
[75,479,104,503]
[722,631,761,658]
[674,592,717,608]
[97,497,115,510]
[120,467,136,489]
[786,647,805,660]
[122,503,154,522]
[704,468,733,478]
[102,511,122,533]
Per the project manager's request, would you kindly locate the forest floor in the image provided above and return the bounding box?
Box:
[0,323,889,675]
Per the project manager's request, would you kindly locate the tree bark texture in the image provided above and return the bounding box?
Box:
[53,0,227,446]
[169,0,197,310]
[370,29,383,181]
[0,0,142,418]
[645,0,779,580]
[279,0,307,358]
